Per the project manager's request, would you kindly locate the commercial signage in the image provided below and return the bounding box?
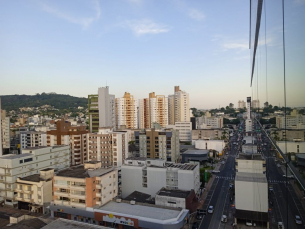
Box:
[103,214,135,226]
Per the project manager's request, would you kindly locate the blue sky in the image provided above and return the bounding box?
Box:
[0,0,304,109]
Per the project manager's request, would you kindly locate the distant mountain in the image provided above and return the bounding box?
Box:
[0,93,87,111]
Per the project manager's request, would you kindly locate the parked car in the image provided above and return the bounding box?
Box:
[246,220,252,226]
[196,213,203,220]
[295,215,302,224]
[208,206,214,214]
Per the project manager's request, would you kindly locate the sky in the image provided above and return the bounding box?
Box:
[0,0,304,109]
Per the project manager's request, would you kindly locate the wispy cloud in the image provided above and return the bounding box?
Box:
[124,19,170,36]
[41,0,101,29]
[188,9,205,21]
[223,42,249,51]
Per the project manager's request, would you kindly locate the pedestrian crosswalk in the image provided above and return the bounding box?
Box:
[268,180,288,184]
[216,176,235,180]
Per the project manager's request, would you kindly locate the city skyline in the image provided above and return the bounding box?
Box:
[1,0,305,109]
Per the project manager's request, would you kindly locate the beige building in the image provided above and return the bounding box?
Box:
[0,146,70,206]
[168,86,190,125]
[139,92,168,129]
[192,129,230,140]
[83,128,128,167]
[53,161,118,209]
[15,168,54,214]
[275,110,305,129]
[116,92,138,129]
[135,128,180,162]
[1,109,10,152]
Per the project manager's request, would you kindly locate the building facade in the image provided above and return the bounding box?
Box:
[277,141,305,154]
[53,162,117,209]
[47,120,88,166]
[135,128,180,162]
[192,129,229,140]
[0,146,70,206]
[83,128,128,167]
[15,168,54,214]
[1,109,10,152]
[139,92,168,129]
[20,131,47,150]
[115,92,138,129]
[121,158,200,199]
[168,86,190,125]
[238,100,246,109]
[167,122,192,142]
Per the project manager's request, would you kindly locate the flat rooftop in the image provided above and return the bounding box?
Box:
[0,153,32,159]
[23,146,49,150]
[56,166,114,178]
[183,149,209,155]
[124,191,152,203]
[157,189,191,198]
[125,157,147,161]
[18,174,41,183]
[236,172,267,183]
[96,201,182,221]
[41,218,108,229]
[165,163,198,170]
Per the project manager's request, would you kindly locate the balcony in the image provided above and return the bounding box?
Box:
[70,202,86,208]
[54,200,70,206]
[70,185,86,191]
[70,193,86,199]
[54,191,69,197]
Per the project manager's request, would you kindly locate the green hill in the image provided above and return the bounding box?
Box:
[0,93,87,111]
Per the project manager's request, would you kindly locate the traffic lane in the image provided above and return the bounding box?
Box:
[208,180,230,229]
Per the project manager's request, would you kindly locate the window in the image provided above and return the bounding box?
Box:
[20,160,23,164]
[24,158,33,163]
[38,195,41,199]
[168,201,176,204]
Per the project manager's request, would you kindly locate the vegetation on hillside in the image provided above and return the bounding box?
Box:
[0,93,87,111]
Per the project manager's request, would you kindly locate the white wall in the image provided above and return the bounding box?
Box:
[195,140,225,153]
[155,195,186,209]
[277,141,305,154]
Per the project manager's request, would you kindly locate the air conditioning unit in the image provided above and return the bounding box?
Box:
[130,200,135,205]
[116,199,121,203]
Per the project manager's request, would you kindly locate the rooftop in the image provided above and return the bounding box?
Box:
[235,172,267,183]
[3,218,47,229]
[237,153,264,161]
[41,218,108,229]
[182,149,209,155]
[96,201,183,221]
[18,174,41,183]
[0,153,32,159]
[56,166,114,178]
[40,168,54,171]
[165,163,198,170]
[124,191,152,203]
[125,157,148,161]
[157,188,191,198]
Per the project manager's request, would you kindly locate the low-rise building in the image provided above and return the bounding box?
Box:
[277,141,305,154]
[196,116,223,129]
[270,129,305,141]
[15,168,54,214]
[53,161,118,209]
[181,149,209,164]
[121,158,200,198]
[155,188,198,213]
[0,146,70,206]
[192,129,229,141]
[193,139,225,154]
[135,128,180,162]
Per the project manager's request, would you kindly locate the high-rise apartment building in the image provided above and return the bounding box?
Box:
[88,87,116,133]
[47,120,88,166]
[245,97,252,132]
[252,99,260,109]
[238,100,246,109]
[115,92,137,129]
[1,109,10,153]
[0,146,70,206]
[135,128,180,162]
[168,86,190,125]
[139,92,168,129]
[83,128,128,167]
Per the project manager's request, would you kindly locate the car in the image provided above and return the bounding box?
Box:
[287,175,294,179]
[229,184,234,190]
[283,175,286,178]
[278,222,284,229]
[196,213,203,220]
[277,164,281,167]
[208,206,214,214]
[221,161,225,164]
[295,215,302,224]
[212,170,220,173]
[221,215,227,222]
[275,159,278,162]
[192,221,199,229]
[246,220,252,226]
[226,152,229,155]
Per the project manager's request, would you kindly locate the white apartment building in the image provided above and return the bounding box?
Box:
[20,131,47,150]
[98,87,116,128]
[0,145,70,206]
[168,86,190,125]
[277,141,305,154]
[53,162,117,209]
[276,114,305,129]
[83,128,128,167]
[1,109,10,151]
[135,128,180,162]
[115,92,138,129]
[196,116,223,129]
[15,168,54,214]
[238,100,246,109]
[194,139,225,153]
[121,158,200,198]
[252,99,260,109]
[139,92,168,129]
[167,122,192,142]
